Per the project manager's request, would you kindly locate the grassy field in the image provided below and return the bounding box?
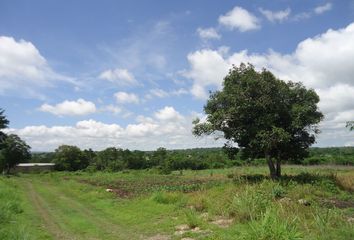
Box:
[0,165,353,240]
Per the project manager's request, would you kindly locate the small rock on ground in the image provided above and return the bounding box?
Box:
[211,218,233,228]
[147,234,170,240]
[279,197,292,203]
[175,224,190,231]
[298,199,311,206]
[200,212,209,220]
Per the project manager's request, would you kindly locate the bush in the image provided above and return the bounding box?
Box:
[303,157,325,165]
[272,184,286,199]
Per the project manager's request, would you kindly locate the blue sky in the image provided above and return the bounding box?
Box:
[1,0,354,151]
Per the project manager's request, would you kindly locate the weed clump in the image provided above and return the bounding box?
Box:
[184,209,202,229]
[241,208,302,240]
[151,191,184,205]
[272,184,286,199]
[228,186,271,221]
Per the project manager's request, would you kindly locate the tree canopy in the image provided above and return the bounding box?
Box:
[0,109,9,147]
[53,145,89,171]
[0,134,31,174]
[346,121,354,131]
[193,64,323,178]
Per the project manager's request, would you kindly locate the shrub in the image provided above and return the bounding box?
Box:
[272,184,286,199]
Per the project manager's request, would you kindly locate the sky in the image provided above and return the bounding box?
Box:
[0,0,354,151]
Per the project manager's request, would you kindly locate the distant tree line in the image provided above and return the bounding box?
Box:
[31,146,231,173]
[28,145,354,173]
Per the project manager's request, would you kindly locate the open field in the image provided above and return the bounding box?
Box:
[1,165,353,240]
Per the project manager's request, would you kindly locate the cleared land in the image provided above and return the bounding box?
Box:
[0,165,353,240]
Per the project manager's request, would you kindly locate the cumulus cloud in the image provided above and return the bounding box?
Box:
[0,36,74,97]
[154,106,183,121]
[6,107,222,151]
[197,27,221,40]
[101,105,122,115]
[185,22,354,99]
[317,84,354,114]
[259,8,291,23]
[114,91,139,104]
[184,22,354,146]
[218,6,260,32]
[183,48,230,98]
[99,68,138,86]
[314,3,332,14]
[39,99,96,116]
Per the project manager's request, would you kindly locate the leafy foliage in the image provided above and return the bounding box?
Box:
[193,63,323,178]
[0,134,31,174]
[0,108,9,130]
[53,145,89,171]
[0,108,9,150]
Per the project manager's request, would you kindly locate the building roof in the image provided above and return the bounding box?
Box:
[17,163,55,167]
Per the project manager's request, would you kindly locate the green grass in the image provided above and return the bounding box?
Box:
[0,165,353,239]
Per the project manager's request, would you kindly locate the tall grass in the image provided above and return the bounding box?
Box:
[0,178,29,240]
[240,208,302,240]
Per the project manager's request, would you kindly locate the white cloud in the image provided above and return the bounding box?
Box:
[75,119,124,138]
[154,106,183,121]
[314,3,332,14]
[114,91,139,104]
[185,22,354,99]
[259,8,291,23]
[184,22,354,146]
[39,99,96,116]
[218,6,260,32]
[145,88,189,99]
[99,68,138,86]
[183,49,229,98]
[197,27,221,40]
[317,84,354,114]
[101,105,122,115]
[6,108,223,151]
[293,3,332,21]
[0,36,73,97]
[292,12,312,21]
[171,88,189,96]
[148,88,169,98]
[125,122,159,137]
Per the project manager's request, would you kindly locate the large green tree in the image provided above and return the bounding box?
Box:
[0,134,31,174]
[53,145,89,171]
[193,64,323,178]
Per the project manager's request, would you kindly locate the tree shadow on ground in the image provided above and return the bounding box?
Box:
[232,172,351,192]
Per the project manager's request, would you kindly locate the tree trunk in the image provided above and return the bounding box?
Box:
[5,164,10,175]
[275,158,281,178]
[266,154,276,179]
